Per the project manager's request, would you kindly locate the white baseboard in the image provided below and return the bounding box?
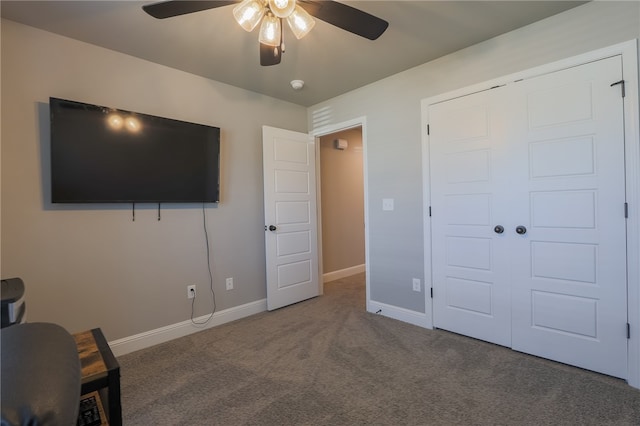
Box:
[108,298,267,357]
[323,264,365,283]
[367,300,432,329]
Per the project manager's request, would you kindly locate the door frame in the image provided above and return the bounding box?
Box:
[310,117,370,308]
[421,39,640,388]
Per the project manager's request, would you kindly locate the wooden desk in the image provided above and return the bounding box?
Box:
[74,328,122,426]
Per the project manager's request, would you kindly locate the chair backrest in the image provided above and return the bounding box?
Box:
[1,277,26,327]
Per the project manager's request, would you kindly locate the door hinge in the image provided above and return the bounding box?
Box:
[627,323,631,339]
[611,80,626,97]
[625,202,629,219]
[430,287,433,298]
[427,124,430,135]
[429,206,432,217]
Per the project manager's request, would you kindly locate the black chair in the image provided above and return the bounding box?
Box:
[1,278,81,426]
[1,278,26,328]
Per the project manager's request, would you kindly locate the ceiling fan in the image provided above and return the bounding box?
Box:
[143,0,389,66]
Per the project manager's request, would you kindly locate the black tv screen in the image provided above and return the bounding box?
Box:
[50,97,220,203]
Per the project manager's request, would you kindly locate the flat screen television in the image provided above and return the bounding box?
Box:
[50,97,220,203]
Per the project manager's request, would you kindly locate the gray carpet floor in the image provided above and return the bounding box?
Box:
[118,273,640,425]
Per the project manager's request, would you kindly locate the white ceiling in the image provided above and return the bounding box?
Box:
[1,1,586,106]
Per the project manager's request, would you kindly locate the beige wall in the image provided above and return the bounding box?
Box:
[319,128,364,274]
[0,19,307,341]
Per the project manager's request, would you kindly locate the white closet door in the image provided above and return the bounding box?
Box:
[509,56,627,378]
[429,55,628,378]
[429,87,512,347]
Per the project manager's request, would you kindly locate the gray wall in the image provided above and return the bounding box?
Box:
[319,128,365,274]
[308,1,640,313]
[0,19,307,341]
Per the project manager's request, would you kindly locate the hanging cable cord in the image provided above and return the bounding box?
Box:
[190,203,217,325]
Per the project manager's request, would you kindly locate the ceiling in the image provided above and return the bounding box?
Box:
[1,1,586,107]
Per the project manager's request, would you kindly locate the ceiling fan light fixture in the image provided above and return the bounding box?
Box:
[233,0,266,32]
[259,14,281,47]
[287,5,315,39]
[268,0,296,19]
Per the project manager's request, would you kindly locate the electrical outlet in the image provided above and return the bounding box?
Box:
[226,277,234,290]
[412,278,421,292]
[187,285,196,299]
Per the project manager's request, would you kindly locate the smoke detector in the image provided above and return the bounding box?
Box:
[290,80,304,90]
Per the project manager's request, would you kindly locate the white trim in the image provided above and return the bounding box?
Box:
[310,117,371,312]
[315,137,325,295]
[368,300,431,329]
[108,299,267,357]
[309,116,367,138]
[323,264,366,283]
[424,42,637,107]
[421,39,640,389]
[421,98,434,330]
[621,40,640,389]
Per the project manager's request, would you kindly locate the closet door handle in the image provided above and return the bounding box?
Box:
[515,225,527,235]
[494,225,504,234]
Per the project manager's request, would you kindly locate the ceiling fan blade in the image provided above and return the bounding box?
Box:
[299,1,388,40]
[260,43,282,66]
[143,1,237,19]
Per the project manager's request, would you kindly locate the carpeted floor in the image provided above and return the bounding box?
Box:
[118,273,640,425]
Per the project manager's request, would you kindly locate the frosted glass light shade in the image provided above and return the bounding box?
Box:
[268,0,295,18]
[259,14,281,46]
[286,5,315,39]
[233,0,266,32]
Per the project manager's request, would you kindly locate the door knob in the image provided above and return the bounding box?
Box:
[515,225,527,235]
[494,225,504,234]
[268,225,277,232]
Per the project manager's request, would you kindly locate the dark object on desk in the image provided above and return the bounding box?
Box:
[1,277,26,328]
[1,322,82,426]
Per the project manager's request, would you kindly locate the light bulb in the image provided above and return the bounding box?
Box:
[125,116,141,133]
[107,114,123,130]
[259,14,281,47]
[286,5,315,39]
[268,0,295,18]
[233,0,266,32]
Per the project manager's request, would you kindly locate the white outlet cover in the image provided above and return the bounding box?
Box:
[382,198,394,211]
[412,278,421,292]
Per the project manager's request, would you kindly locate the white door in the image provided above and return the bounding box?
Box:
[509,56,628,378]
[263,126,319,311]
[429,56,628,378]
[429,87,513,347]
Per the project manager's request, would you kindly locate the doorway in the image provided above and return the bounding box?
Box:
[262,119,369,311]
[318,127,366,284]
